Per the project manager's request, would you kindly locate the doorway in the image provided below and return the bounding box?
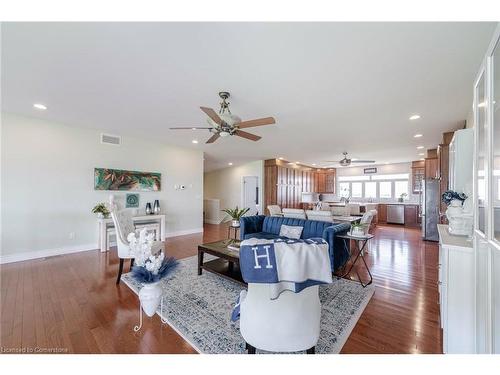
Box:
[242,176,259,215]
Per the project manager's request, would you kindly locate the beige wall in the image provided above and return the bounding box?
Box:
[1,113,204,262]
[204,160,264,222]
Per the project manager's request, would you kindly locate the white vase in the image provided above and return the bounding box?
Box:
[446,199,463,222]
[139,281,162,317]
[231,219,240,228]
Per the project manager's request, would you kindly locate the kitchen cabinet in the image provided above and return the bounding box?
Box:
[377,204,387,224]
[404,205,419,227]
[425,157,438,179]
[411,160,425,194]
[264,159,336,211]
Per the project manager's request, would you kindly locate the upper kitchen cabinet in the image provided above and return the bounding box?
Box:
[425,157,438,180]
[411,160,425,194]
[315,169,336,193]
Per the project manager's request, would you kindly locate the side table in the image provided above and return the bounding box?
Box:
[337,233,374,288]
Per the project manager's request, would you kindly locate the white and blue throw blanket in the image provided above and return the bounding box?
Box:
[231,237,333,321]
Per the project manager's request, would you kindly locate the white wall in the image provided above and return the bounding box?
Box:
[204,160,264,222]
[335,162,419,203]
[1,113,204,262]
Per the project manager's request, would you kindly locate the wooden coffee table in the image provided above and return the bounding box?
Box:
[197,239,245,286]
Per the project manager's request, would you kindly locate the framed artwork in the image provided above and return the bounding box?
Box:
[94,168,161,191]
[126,193,140,208]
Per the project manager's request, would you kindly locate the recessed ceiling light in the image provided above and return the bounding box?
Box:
[192,140,199,144]
[419,153,425,156]
[417,145,424,149]
[312,163,317,166]
[192,127,197,130]
[409,115,421,120]
[420,158,425,161]
[228,162,233,166]
[295,161,300,164]
[33,103,47,110]
[414,134,423,138]
[279,157,284,160]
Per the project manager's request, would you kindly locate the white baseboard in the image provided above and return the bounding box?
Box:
[204,218,222,224]
[164,227,204,238]
[0,243,97,264]
[0,227,204,264]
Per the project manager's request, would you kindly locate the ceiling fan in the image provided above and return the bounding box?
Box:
[326,152,376,167]
[169,92,276,144]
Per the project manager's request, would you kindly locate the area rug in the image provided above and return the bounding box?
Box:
[122,255,375,354]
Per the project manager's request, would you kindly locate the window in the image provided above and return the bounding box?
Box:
[337,175,370,182]
[379,181,392,198]
[339,182,350,198]
[351,182,362,198]
[364,181,377,198]
[371,173,409,180]
[395,180,409,199]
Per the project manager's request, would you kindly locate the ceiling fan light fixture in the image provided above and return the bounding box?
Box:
[219,131,230,137]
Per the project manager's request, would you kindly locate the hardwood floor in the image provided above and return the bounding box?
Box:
[0,223,442,354]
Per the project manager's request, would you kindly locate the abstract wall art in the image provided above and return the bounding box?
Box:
[94,168,161,191]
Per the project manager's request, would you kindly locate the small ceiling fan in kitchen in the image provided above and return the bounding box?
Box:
[326,152,376,167]
[169,91,276,144]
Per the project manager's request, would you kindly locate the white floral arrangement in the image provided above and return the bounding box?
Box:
[127,229,178,283]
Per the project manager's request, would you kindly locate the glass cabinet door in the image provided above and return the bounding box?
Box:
[476,71,488,235]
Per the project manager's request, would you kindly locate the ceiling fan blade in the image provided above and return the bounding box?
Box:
[234,130,261,141]
[206,133,220,144]
[169,127,213,130]
[350,160,375,163]
[200,107,222,126]
[237,117,276,129]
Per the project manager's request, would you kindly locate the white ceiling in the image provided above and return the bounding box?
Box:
[1,22,496,171]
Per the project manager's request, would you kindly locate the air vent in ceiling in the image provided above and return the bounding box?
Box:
[101,133,121,145]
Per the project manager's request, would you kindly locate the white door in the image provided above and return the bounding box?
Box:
[242,176,259,216]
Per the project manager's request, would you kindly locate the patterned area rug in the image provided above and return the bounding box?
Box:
[122,255,374,354]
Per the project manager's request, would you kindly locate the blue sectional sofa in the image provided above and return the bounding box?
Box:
[239,215,351,271]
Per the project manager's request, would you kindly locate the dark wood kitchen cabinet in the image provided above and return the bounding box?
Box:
[404,205,419,227]
[377,204,387,224]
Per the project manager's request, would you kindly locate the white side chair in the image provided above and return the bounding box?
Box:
[239,283,320,354]
[111,208,163,284]
[282,208,307,219]
[331,205,349,216]
[267,205,283,217]
[306,210,334,222]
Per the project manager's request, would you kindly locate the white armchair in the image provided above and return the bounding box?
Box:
[111,208,164,284]
[239,283,320,354]
[282,208,307,219]
[306,210,334,222]
[267,205,283,217]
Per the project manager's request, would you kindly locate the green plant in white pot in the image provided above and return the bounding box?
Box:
[222,207,250,228]
[92,202,110,219]
[351,222,367,237]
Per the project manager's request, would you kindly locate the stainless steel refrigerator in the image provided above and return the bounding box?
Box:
[421,178,440,241]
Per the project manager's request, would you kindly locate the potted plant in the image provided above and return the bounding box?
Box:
[222,206,250,228]
[351,222,368,237]
[92,202,110,219]
[398,193,408,203]
[128,229,178,317]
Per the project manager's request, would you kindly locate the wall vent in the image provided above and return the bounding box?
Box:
[101,133,121,145]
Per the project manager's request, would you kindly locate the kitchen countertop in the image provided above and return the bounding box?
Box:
[323,201,420,206]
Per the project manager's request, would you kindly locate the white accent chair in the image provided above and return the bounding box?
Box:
[239,284,320,354]
[111,208,164,284]
[306,210,334,222]
[331,205,349,216]
[282,208,307,219]
[267,205,283,217]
